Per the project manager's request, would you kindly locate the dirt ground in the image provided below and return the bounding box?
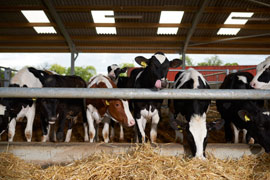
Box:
[0,101,230,144]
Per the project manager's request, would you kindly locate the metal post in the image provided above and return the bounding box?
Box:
[182,52,186,69]
[71,51,75,75]
[4,68,11,87]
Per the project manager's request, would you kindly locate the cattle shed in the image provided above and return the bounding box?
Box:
[1,0,270,179]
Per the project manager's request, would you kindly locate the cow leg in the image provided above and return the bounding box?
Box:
[231,123,239,143]
[41,119,49,142]
[65,119,74,142]
[24,104,36,142]
[110,120,115,142]
[242,129,247,143]
[83,122,89,142]
[94,121,99,142]
[136,117,146,143]
[8,118,16,142]
[119,124,124,142]
[56,113,66,142]
[86,109,95,143]
[150,113,159,143]
[175,130,183,143]
[102,117,110,143]
[224,120,233,143]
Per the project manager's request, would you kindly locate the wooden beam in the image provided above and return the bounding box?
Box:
[1,5,270,14]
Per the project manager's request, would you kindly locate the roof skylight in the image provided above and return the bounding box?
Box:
[224,12,254,25]
[33,27,57,34]
[157,27,178,35]
[96,27,116,34]
[159,11,184,24]
[217,28,240,35]
[91,11,115,23]
[21,10,50,23]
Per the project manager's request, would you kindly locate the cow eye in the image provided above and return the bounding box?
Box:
[115,103,120,107]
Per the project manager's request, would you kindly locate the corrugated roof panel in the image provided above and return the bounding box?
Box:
[0,12,28,23]
[0,0,43,6]
[117,28,157,36]
[0,28,36,35]
[68,28,96,36]
[59,12,93,23]
[199,13,229,24]
[114,12,160,23]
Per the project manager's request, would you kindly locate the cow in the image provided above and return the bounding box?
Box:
[107,64,129,141]
[85,74,135,143]
[216,72,269,147]
[39,74,86,142]
[5,67,49,142]
[130,52,182,143]
[250,56,270,89]
[170,68,224,159]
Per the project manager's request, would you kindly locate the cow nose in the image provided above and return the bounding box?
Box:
[49,117,57,124]
[128,119,135,127]
[250,82,256,88]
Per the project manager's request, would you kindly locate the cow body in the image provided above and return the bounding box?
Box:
[4,67,49,142]
[251,56,270,89]
[39,74,86,142]
[171,68,223,159]
[131,52,182,143]
[85,74,135,143]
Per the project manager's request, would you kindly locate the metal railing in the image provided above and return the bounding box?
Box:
[0,87,269,100]
[0,66,17,87]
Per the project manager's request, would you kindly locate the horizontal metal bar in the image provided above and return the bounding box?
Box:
[0,88,270,100]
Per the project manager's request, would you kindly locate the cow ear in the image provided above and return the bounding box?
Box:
[120,67,128,74]
[238,110,252,122]
[169,59,182,68]
[135,56,150,67]
[207,119,224,131]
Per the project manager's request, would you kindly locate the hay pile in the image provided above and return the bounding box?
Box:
[1,144,270,180]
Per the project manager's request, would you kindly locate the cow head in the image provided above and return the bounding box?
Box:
[40,98,59,125]
[250,56,270,89]
[135,52,182,89]
[170,114,224,159]
[107,64,127,82]
[238,109,270,153]
[104,99,135,127]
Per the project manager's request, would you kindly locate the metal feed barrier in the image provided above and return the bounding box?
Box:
[0,87,269,163]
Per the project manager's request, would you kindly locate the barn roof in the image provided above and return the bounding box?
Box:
[1,0,270,54]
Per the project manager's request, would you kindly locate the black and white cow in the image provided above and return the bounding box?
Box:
[131,52,182,143]
[217,72,270,153]
[39,74,87,142]
[250,56,270,89]
[170,68,224,159]
[107,64,129,141]
[4,67,49,142]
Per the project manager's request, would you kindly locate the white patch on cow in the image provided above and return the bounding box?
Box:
[88,74,113,89]
[175,68,207,89]
[263,111,270,116]
[238,76,247,84]
[8,118,16,142]
[87,104,101,123]
[83,123,89,142]
[10,67,43,88]
[0,130,5,136]
[140,106,158,120]
[122,100,134,127]
[231,123,239,143]
[154,54,166,64]
[65,129,72,142]
[189,113,207,158]
[251,56,270,89]
[0,104,6,115]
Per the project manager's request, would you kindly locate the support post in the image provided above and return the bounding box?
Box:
[71,51,75,75]
[182,52,186,69]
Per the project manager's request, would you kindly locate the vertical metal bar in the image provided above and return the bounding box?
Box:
[4,68,10,87]
[71,51,75,75]
[182,52,186,69]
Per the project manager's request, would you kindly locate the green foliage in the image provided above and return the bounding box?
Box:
[49,64,66,75]
[119,63,135,77]
[66,66,96,82]
[197,55,223,66]
[179,55,194,66]
[224,62,239,66]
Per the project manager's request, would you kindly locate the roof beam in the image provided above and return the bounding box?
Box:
[182,0,209,53]
[42,0,76,53]
[244,0,270,8]
[1,22,270,30]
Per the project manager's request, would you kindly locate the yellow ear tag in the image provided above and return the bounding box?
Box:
[105,100,110,106]
[32,98,36,101]
[177,125,183,132]
[245,115,250,122]
[141,61,147,68]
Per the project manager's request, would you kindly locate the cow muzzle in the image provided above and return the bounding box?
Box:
[127,119,135,127]
[49,117,57,124]
[155,79,167,89]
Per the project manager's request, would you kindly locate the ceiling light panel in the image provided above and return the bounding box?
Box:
[159,11,184,24]
[21,10,50,23]
[91,11,115,23]
[224,12,254,25]
[157,27,178,35]
[96,27,116,34]
[217,28,240,35]
[33,27,57,34]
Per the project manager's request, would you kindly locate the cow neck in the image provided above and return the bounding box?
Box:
[136,67,157,88]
